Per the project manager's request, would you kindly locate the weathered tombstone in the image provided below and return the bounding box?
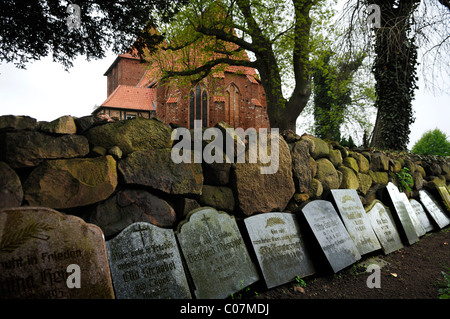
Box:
[301,200,361,273]
[437,186,450,212]
[398,193,426,237]
[106,222,191,299]
[385,183,419,245]
[419,190,450,229]
[331,189,381,255]
[0,207,114,299]
[410,199,434,233]
[244,212,315,289]
[365,200,404,254]
[176,207,259,299]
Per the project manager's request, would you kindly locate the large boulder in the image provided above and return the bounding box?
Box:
[118,148,203,195]
[0,115,37,131]
[291,140,314,193]
[302,135,330,159]
[85,189,176,238]
[315,158,340,191]
[232,132,295,216]
[85,117,173,155]
[0,131,89,168]
[0,161,23,208]
[338,166,360,189]
[39,115,77,134]
[23,156,117,209]
[199,185,235,212]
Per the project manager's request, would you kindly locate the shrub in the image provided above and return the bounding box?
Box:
[411,128,450,157]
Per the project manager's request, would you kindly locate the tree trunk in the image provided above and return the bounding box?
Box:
[369,0,419,150]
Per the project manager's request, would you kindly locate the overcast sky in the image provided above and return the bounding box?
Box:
[0,50,449,150]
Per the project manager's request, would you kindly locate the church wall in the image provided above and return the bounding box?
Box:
[156,73,269,130]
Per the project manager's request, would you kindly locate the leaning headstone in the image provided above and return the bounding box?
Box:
[244,212,315,289]
[385,183,419,245]
[176,207,259,299]
[0,207,114,299]
[105,222,191,299]
[410,199,434,233]
[365,200,404,254]
[419,190,450,229]
[437,186,450,212]
[331,189,381,255]
[398,193,426,237]
[301,200,361,273]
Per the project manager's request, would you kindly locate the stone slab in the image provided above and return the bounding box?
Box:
[244,212,315,289]
[398,193,426,237]
[176,207,259,299]
[410,199,434,233]
[331,189,381,255]
[0,207,114,299]
[301,200,361,273]
[419,190,450,229]
[106,222,191,299]
[385,183,419,245]
[365,200,404,254]
[437,186,450,212]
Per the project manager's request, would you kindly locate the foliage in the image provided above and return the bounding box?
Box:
[395,167,414,193]
[295,275,307,288]
[312,48,372,141]
[0,0,187,69]
[437,267,450,299]
[411,129,450,157]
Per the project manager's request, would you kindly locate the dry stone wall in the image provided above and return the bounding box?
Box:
[0,114,449,236]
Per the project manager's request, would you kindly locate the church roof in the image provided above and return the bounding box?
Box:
[99,85,156,111]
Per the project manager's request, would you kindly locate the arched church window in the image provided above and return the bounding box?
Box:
[225,83,240,127]
[189,84,208,129]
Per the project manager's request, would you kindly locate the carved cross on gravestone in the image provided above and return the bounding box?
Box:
[132,224,149,247]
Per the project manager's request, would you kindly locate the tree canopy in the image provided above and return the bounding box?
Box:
[411,128,450,156]
[0,0,188,69]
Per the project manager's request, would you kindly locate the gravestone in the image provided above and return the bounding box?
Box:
[385,183,419,245]
[106,222,191,299]
[176,207,259,299]
[301,200,361,273]
[410,199,434,233]
[0,207,114,299]
[398,193,426,237]
[365,200,403,254]
[244,212,315,289]
[331,189,381,255]
[419,190,450,229]
[437,186,450,212]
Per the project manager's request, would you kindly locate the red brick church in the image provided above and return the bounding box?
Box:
[94,48,270,130]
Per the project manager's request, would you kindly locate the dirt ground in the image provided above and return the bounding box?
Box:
[248,226,450,299]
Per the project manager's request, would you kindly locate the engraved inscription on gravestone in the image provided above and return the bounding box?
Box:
[385,183,419,245]
[106,222,191,299]
[301,200,361,273]
[331,189,381,255]
[176,207,259,299]
[365,200,403,255]
[398,193,426,237]
[410,199,434,233]
[419,190,450,229]
[0,207,114,299]
[244,212,315,289]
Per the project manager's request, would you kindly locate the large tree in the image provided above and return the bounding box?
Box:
[0,0,188,69]
[341,0,450,150]
[148,0,331,132]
